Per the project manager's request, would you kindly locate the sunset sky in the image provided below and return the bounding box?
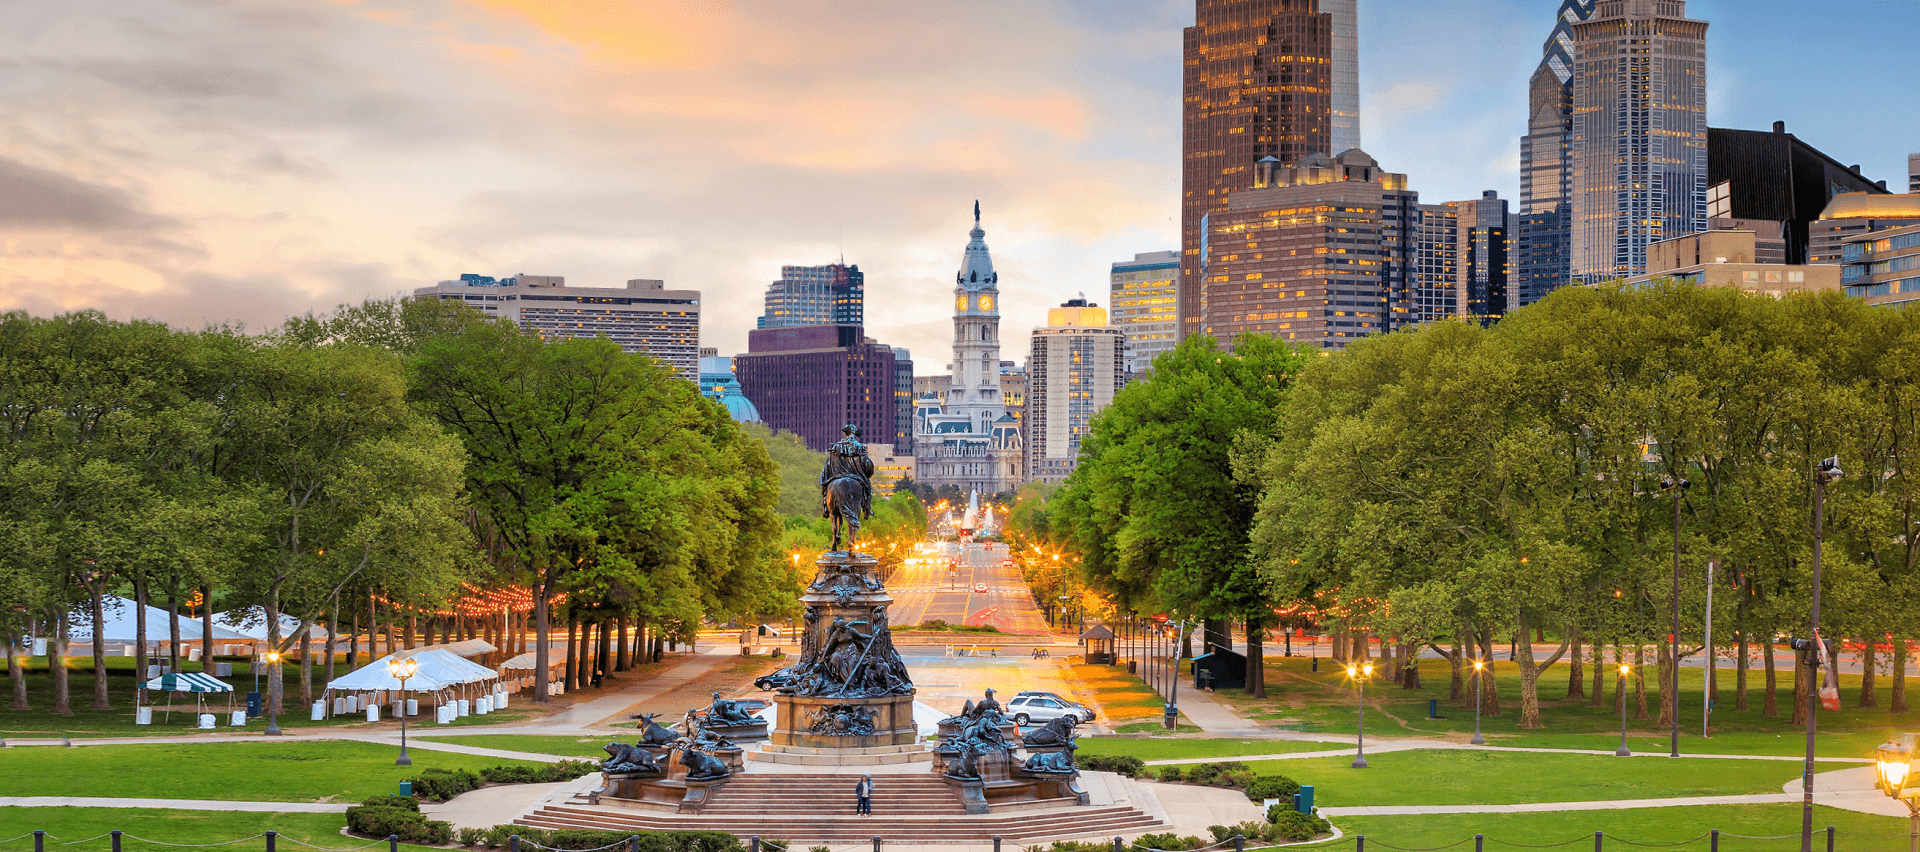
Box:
[3,0,1915,365]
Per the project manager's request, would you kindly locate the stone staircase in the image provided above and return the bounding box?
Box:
[517,772,1167,843]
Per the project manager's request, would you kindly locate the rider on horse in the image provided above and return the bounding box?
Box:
[820,423,875,524]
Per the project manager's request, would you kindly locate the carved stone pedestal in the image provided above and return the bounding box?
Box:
[771,692,917,749]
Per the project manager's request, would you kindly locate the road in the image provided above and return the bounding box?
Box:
[889,541,1051,635]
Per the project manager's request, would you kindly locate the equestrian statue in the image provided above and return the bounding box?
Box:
[819,423,875,553]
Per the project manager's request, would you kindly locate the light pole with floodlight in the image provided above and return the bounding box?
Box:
[1660,477,1690,759]
[1615,663,1632,756]
[263,651,283,736]
[1877,735,1920,852]
[1347,662,1374,768]
[1804,456,1843,852]
[388,657,418,766]
[1470,659,1487,746]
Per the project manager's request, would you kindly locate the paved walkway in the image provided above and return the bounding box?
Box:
[0,797,346,813]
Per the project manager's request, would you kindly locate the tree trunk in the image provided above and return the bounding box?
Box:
[616,617,630,672]
[1736,631,1750,711]
[1203,619,1230,655]
[1656,642,1673,729]
[264,595,284,715]
[598,619,613,686]
[6,635,26,709]
[167,594,182,671]
[1479,629,1501,716]
[1860,639,1878,708]
[405,613,416,650]
[532,578,551,704]
[89,584,109,710]
[1566,630,1584,700]
[1762,639,1779,717]
[51,612,72,715]
[201,585,214,670]
[299,625,314,704]
[1895,637,1910,714]
[1401,641,1421,689]
[1633,642,1649,721]
[1446,636,1464,702]
[1331,624,1347,662]
[1513,613,1569,729]
[133,575,150,684]
[1590,639,1606,707]
[564,616,580,691]
[323,594,338,690]
[1790,645,1809,727]
[348,601,361,669]
[1245,614,1267,698]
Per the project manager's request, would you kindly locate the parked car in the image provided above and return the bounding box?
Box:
[754,666,797,691]
[972,582,990,593]
[1005,693,1095,726]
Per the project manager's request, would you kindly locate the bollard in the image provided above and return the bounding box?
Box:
[628,836,639,852]
[1474,834,1483,852]
[34,830,45,852]
[1708,829,1718,852]
[388,835,398,852]
[1113,837,1124,852]
[509,836,520,852]
[993,837,1002,852]
[871,837,880,852]
[1232,834,1244,852]
[1593,830,1602,851]
[750,838,760,852]
[1354,835,1363,851]
[112,830,122,852]
[267,831,277,852]
[1826,825,1835,852]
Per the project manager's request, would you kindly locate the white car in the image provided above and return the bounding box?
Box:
[1005,694,1095,727]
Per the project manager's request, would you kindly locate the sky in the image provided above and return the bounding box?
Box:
[2,0,1915,368]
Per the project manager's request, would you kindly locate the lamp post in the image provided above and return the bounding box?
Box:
[1615,663,1632,757]
[263,651,283,736]
[1165,620,1186,730]
[1470,659,1487,746]
[1660,477,1690,759]
[1347,662,1373,768]
[388,657,418,766]
[1058,595,1070,636]
[1877,736,1919,852]
[1804,456,1843,852]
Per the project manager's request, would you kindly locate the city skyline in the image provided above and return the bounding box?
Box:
[1,0,1915,365]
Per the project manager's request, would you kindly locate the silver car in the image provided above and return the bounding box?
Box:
[1005,693,1095,726]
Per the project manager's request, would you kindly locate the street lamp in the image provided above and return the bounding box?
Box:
[263,651,283,736]
[387,657,418,766]
[1660,476,1690,759]
[1615,663,1632,757]
[1805,456,1843,852]
[1470,659,1487,746]
[1877,736,1920,852]
[1165,620,1186,730]
[1346,661,1374,768]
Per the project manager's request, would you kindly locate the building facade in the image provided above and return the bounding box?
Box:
[414,274,701,380]
[1910,154,1918,194]
[1026,300,1126,484]
[1516,0,1596,308]
[1623,229,1839,296]
[1182,0,1335,341]
[1811,194,1920,267]
[1109,251,1180,378]
[1325,0,1361,155]
[1843,223,1920,308]
[1450,191,1511,323]
[732,325,910,455]
[1568,0,1709,283]
[1706,123,1887,265]
[698,355,762,424]
[757,263,864,329]
[912,206,1024,494]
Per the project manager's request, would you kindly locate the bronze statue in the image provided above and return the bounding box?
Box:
[1021,715,1079,747]
[707,691,758,725]
[600,742,664,776]
[819,423,875,553]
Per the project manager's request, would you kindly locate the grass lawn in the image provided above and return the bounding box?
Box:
[1221,655,1920,759]
[413,733,609,757]
[0,741,552,802]
[0,808,448,852]
[1290,803,1903,851]
[1065,662,1195,728]
[1077,737,1335,760]
[1235,749,1827,808]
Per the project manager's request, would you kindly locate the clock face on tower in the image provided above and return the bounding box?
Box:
[979,295,994,311]
[956,295,968,312]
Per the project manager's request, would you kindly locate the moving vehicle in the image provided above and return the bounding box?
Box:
[1005,693,1095,726]
[972,582,989,593]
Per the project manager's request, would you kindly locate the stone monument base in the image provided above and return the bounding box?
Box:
[747,741,931,766]
[771,692,917,749]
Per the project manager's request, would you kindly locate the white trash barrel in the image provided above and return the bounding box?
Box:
[495,691,508,709]
[437,705,453,725]
[333,697,346,715]
[456,699,469,718]
[476,696,490,715]
[231,710,247,726]
[366,704,380,722]
[406,698,418,716]
[197,714,215,729]
[310,700,326,721]
[136,706,153,725]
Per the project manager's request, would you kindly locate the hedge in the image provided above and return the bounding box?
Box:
[1079,755,1145,777]
[458,826,743,852]
[345,799,453,845]
[407,761,599,802]
[1243,775,1300,803]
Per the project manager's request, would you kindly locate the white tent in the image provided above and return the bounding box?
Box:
[425,638,495,659]
[325,655,455,693]
[215,608,332,642]
[66,595,255,646]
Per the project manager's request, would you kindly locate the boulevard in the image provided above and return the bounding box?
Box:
[888,542,1049,636]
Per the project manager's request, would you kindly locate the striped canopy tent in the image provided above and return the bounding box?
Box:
[138,671,236,723]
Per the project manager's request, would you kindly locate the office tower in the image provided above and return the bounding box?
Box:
[1706,122,1887,265]
[698,355,762,424]
[1182,0,1335,341]
[1204,151,1419,349]
[1325,0,1361,154]
[1516,0,1595,308]
[1910,154,1919,194]
[892,348,915,457]
[1842,224,1920,307]
[1567,0,1709,283]
[1811,194,1920,270]
[1026,299,1126,484]
[913,204,1024,494]
[414,275,701,380]
[1451,191,1510,323]
[756,263,864,329]
[732,325,907,454]
[1413,204,1459,324]
[1109,251,1180,378]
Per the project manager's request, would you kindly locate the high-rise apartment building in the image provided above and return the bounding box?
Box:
[732,325,911,455]
[1181,0,1335,341]
[1811,194,1920,272]
[1567,0,1709,283]
[414,274,701,380]
[756,263,864,329]
[1842,223,1920,308]
[1026,299,1126,484]
[1450,191,1511,323]
[1413,203,1459,324]
[913,205,1024,494]
[1325,0,1361,154]
[1516,0,1595,308]
[1108,251,1180,378]
[1910,154,1919,194]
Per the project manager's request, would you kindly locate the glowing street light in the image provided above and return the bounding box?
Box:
[1470,658,1487,746]
[387,657,419,766]
[263,651,284,737]
[1616,663,1632,757]
[1875,736,1919,852]
[1347,661,1374,768]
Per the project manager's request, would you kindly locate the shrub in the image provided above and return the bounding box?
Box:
[359,794,420,811]
[475,827,742,852]
[1155,766,1185,782]
[1265,808,1331,843]
[407,768,484,801]
[1046,842,1106,852]
[1079,755,1145,778]
[481,761,597,785]
[809,846,832,852]
[346,804,453,845]
[1184,761,1250,788]
[1243,775,1301,803]
[1131,833,1206,851]
[458,827,487,847]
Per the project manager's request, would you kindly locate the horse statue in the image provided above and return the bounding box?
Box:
[819,423,874,553]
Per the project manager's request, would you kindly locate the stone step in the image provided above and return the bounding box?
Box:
[520,803,1164,843]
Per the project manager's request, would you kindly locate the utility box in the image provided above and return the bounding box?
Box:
[1296,785,1314,813]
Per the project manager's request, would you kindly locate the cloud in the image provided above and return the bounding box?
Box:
[0,155,175,231]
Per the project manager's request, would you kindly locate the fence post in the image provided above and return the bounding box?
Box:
[1475,834,1483,852]
[993,837,1003,852]
[388,834,398,852]
[266,830,277,852]
[1355,836,1363,852]
[871,836,880,852]
[1233,835,1244,852]
[34,830,44,852]
[750,838,760,852]
[1826,825,1835,852]
[1113,837,1124,852]
[112,830,122,852]
[1708,829,1718,852]
[628,836,639,852]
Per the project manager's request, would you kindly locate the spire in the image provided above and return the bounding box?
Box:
[956,200,996,289]
[974,200,980,223]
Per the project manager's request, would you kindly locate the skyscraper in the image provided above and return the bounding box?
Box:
[1325,0,1361,155]
[1568,0,1709,283]
[732,325,908,455]
[756,263,864,329]
[1516,0,1595,307]
[1450,191,1510,323]
[1181,0,1335,341]
[413,275,702,380]
[1909,153,1918,194]
[1108,251,1180,378]
[1026,299,1126,484]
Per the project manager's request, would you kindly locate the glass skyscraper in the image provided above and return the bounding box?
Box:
[1567,0,1709,283]
[756,263,864,329]
[1324,0,1361,155]
[1516,0,1594,308]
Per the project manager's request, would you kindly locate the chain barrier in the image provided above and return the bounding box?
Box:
[1597,833,1709,848]
[0,838,41,847]
[1713,834,1799,841]
[277,839,393,851]
[115,835,269,848]
[513,840,631,852]
[57,835,117,847]
[1358,838,1475,851]
[1483,836,1598,849]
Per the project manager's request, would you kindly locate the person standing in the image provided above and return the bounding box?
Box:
[854,774,873,816]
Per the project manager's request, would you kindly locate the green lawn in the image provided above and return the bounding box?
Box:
[0,741,552,802]
[414,733,609,757]
[1079,737,1334,760]
[1289,804,1903,851]
[1223,655,1920,759]
[1235,749,1826,808]
[0,809,440,852]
